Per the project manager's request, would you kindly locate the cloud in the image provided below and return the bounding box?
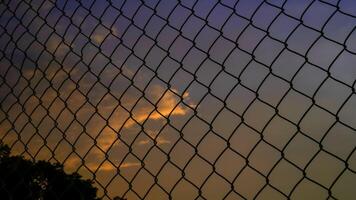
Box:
[1,59,196,173]
[138,129,172,145]
[75,84,193,171]
[137,137,171,146]
[124,86,193,128]
[90,27,111,45]
[96,127,119,152]
[111,27,119,37]
[64,156,81,171]
[85,162,114,171]
[119,162,141,169]
[46,38,70,61]
[88,161,141,171]
[91,33,106,45]
[68,159,141,172]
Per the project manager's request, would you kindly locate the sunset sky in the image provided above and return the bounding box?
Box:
[0,0,356,199]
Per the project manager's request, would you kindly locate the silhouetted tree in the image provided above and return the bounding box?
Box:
[0,142,100,200]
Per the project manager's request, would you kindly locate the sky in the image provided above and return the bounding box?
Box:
[0,0,356,199]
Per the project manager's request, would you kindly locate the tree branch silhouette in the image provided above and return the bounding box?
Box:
[0,142,99,200]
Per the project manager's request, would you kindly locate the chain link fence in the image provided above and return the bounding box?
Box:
[1,0,356,199]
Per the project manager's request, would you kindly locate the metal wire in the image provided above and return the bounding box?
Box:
[0,0,355,199]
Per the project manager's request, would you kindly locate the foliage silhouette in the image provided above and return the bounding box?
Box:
[0,142,100,200]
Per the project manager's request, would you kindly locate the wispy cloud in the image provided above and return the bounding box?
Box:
[119,162,141,169]
[91,33,106,45]
[1,60,196,173]
[137,137,171,146]
[77,161,141,171]
[96,127,118,152]
[124,86,193,128]
[111,26,119,37]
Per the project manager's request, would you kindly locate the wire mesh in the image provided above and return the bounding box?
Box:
[0,0,356,199]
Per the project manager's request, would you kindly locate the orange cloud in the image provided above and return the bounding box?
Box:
[91,33,106,45]
[124,86,192,128]
[85,162,113,171]
[119,162,141,169]
[96,127,118,152]
[137,137,171,146]
[81,161,141,172]
[64,149,141,172]
[64,156,82,171]
[111,27,119,37]
[2,63,195,173]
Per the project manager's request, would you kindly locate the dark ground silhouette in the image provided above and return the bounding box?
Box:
[0,142,100,200]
